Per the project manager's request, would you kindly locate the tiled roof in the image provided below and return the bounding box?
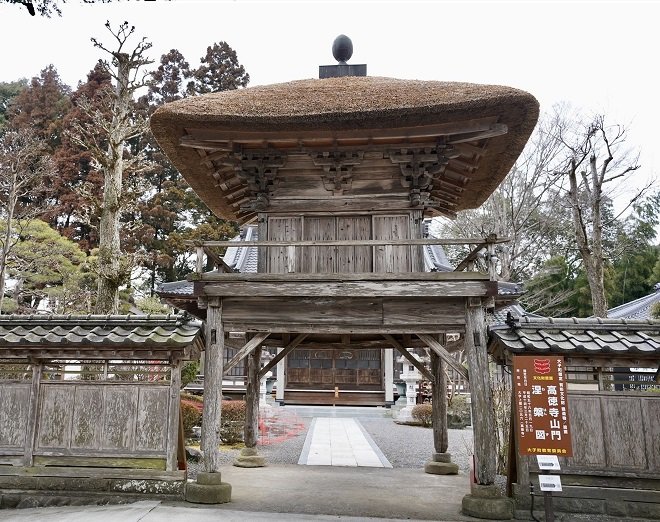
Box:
[489,303,534,325]
[490,316,660,358]
[158,279,194,296]
[0,314,204,360]
[607,287,660,320]
[225,225,259,273]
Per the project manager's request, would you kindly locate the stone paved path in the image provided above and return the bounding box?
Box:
[298,417,392,467]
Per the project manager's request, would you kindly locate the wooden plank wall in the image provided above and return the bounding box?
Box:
[35,383,170,457]
[0,383,31,458]
[518,391,660,484]
[266,212,423,274]
[564,392,660,474]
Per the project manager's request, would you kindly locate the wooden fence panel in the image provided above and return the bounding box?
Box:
[135,387,169,452]
[564,395,606,469]
[602,396,647,470]
[564,392,659,475]
[0,383,30,450]
[642,396,660,471]
[37,385,74,450]
[32,383,169,457]
[71,386,104,449]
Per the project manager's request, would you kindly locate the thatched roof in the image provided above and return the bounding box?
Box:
[151,76,539,222]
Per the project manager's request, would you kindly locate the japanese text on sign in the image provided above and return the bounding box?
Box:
[513,356,573,457]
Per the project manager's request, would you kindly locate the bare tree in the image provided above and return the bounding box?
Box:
[0,128,55,311]
[69,21,153,313]
[558,115,647,317]
[436,108,568,282]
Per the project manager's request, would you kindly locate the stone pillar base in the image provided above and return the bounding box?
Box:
[185,472,231,504]
[424,452,459,475]
[462,483,513,520]
[233,447,266,468]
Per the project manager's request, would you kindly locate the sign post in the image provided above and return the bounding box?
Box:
[513,356,573,522]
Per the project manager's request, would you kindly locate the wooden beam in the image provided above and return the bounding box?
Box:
[223,332,270,375]
[258,334,308,379]
[431,348,449,454]
[202,246,235,273]
[194,272,491,282]
[447,124,508,144]
[416,334,469,381]
[182,118,500,144]
[454,243,488,273]
[464,301,496,485]
[382,334,433,381]
[201,302,223,473]
[23,361,42,467]
[184,238,510,248]
[165,363,181,472]
[201,280,495,298]
[244,345,261,449]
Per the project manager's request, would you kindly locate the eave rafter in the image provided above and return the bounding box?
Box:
[183,118,499,220]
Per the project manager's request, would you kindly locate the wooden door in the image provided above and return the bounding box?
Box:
[373,214,411,272]
[267,216,301,273]
[286,348,382,391]
[337,216,372,272]
[302,217,336,272]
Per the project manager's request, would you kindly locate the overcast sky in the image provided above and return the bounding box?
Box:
[2,0,658,211]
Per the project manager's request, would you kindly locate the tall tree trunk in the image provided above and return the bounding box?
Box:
[0,171,17,313]
[95,53,130,314]
[567,156,608,317]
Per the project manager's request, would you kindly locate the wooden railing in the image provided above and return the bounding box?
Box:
[186,236,508,280]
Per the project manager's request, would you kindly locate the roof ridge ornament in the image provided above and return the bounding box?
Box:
[319,35,367,78]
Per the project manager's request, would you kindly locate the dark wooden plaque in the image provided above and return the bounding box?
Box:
[513,355,573,457]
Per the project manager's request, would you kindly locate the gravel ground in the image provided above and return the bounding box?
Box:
[188,405,476,477]
[360,418,474,472]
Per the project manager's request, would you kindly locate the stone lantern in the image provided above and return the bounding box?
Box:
[395,351,426,422]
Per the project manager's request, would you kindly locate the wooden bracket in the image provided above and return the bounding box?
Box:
[258,333,308,379]
[224,332,270,375]
[313,150,363,195]
[417,334,469,381]
[234,149,286,211]
[382,334,433,381]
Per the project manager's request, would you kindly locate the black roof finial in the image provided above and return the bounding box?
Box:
[332,35,353,64]
[319,35,367,79]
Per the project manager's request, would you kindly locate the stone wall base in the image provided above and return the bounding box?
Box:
[512,482,660,520]
[0,467,184,509]
[184,472,231,504]
[462,484,513,520]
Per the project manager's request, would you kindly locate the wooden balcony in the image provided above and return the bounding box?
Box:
[185,237,504,337]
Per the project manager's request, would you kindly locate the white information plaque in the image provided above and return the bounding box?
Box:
[539,474,562,492]
[536,455,560,471]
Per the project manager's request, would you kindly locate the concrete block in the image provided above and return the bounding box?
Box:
[196,472,225,486]
[553,497,604,514]
[471,483,503,499]
[424,460,459,475]
[462,494,514,520]
[433,452,452,463]
[234,455,266,468]
[605,499,629,517]
[185,481,231,504]
[628,501,660,519]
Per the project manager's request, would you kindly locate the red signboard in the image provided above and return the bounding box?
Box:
[513,355,573,457]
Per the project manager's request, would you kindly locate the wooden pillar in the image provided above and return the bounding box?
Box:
[201,300,224,473]
[244,345,261,448]
[276,347,285,402]
[23,359,42,467]
[431,350,448,454]
[166,361,182,472]
[464,299,496,485]
[384,347,394,404]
